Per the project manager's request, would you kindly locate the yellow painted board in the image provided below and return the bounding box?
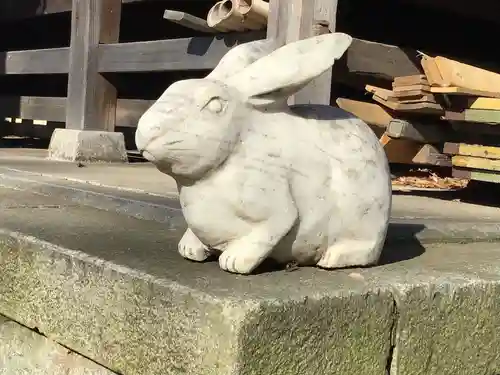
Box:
[465,97,500,110]
[446,143,500,160]
[452,155,500,172]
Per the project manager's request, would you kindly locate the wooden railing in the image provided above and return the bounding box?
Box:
[0,0,424,140]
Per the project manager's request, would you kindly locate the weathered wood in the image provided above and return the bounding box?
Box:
[372,95,443,114]
[98,32,265,72]
[444,109,500,124]
[452,167,500,184]
[0,96,153,127]
[267,0,337,105]
[421,56,445,87]
[455,97,500,111]
[444,142,500,160]
[335,39,422,82]
[0,0,210,21]
[66,0,121,132]
[163,10,216,33]
[431,86,500,98]
[412,144,451,166]
[452,155,500,171]
[392,84,430,93]
[393,75,427,87]
[2,48,69,74]
[335,98,393,129]
[434,56,500,94]
[387,119,448,143]
[380,133,422,164]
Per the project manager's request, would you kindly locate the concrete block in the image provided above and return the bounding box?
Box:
[0,232,394,375]
[48,129,128,163]
[0,186,499,375]
[383,244,500,375]
[0,315,115,374]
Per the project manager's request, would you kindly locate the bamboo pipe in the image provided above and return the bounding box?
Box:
[235,0,269,25]
[207,0,267,32]
[206,2,232,32]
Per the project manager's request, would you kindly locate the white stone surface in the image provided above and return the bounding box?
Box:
[48,129,127,163]
[135,33,392,274]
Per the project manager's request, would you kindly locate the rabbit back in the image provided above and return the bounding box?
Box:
[271,105,392,265]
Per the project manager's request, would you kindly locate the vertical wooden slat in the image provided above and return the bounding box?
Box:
[66,0,121,132]
[266,0,338,105]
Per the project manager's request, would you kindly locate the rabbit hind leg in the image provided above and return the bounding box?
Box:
[316,238,384,269]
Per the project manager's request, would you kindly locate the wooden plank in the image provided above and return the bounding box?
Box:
[392,90,435,101]
[66,0,121,132]
[443,142,500,160]
[0,0,210,21]
[393,84,430,93]
[335,38,423,82]
[336,98,393,129]
[412,144,451,166]
[421,56,447,87]
[0,96,153,127]
[387,119,448,143]
[372,95,443,114]
[2,48,69,74]
[452,168,500,184]
[393,74,427,87]
[430,86,500,98]
[462,97,500,110]
[380,133,421,164]
[444,109,500,124]
[98,32,265,72]
[163,10,216,33]
[434,56,500,94]
[267,0,337,106]
[365,85,394,101]
[452,155,500,172]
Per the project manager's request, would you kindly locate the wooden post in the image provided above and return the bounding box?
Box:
[267,0,338,105]
[66,0,121,132]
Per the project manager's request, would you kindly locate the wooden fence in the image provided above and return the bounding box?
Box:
[0,0,426,143]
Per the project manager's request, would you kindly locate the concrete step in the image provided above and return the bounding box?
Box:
[0,186,499,375]
[2,166,500,245]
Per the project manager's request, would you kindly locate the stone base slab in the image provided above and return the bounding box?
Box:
[0,315,115,374]
[48,129,128,163]
[0,187,498,375]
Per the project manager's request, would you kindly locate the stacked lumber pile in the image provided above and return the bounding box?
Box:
[337,53,500,185]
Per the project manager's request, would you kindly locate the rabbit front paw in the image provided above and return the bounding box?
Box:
[218,241,271,275]
[178,228,210,262]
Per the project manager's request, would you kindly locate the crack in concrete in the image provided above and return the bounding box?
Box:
[0,312,121,374]
[386,296,399,375]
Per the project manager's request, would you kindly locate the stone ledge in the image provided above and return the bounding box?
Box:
[0,315,116,374]
[0,228,499,375]
[0,187,499,375]
[48,129,128,163]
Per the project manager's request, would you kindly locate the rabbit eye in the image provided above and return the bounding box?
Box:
[205,97,226,114]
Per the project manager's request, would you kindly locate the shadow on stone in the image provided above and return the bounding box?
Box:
[379,222,426,265]
[201,222,428,275]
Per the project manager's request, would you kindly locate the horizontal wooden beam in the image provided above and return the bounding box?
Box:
[0,36,426,84]
[2,48,69,74]
[333,38,422,84]
[0,96,153,127]
[97,32,265,72]
[0,0,211,21]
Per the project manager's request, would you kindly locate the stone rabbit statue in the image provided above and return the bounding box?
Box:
[135,33,392,275]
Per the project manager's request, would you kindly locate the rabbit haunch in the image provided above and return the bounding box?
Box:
[135,33,392,275]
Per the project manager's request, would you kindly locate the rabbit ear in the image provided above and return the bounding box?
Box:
[207,38,278,81]
[224,33,352,103]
